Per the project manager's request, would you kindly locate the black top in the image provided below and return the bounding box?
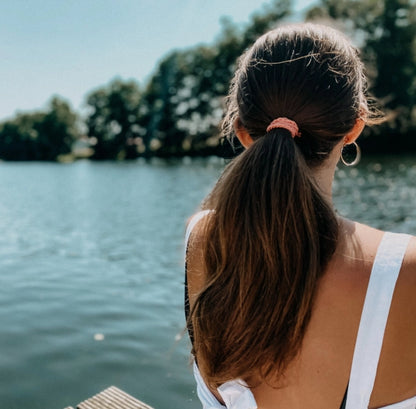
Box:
[184,257,194,345]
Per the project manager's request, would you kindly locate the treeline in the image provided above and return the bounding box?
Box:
[0,0,415,161]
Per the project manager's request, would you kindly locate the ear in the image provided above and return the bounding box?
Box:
[344,118,365,144]
[234,118,253,148]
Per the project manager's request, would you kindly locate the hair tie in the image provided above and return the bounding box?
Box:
[266,117,301,138]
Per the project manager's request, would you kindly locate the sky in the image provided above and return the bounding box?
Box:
[0,0,312,121]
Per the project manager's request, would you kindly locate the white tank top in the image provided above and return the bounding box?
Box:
[185,213,415,409]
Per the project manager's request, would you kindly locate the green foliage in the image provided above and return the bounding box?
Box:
[38,97,80,160]
[307,0,416,152]
[140,51,189,156]
[139,0,292,157]
[0,97,79,161]
[85,78,144,159]
[3,0,415,159]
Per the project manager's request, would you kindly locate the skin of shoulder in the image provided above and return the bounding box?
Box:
[185,214,416,407]
[335,220,416,407]
[185,213,210,312]
[373,234,416,407]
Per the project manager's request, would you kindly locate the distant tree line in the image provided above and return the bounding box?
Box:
[0,0,415,161]
[0,97,78,161]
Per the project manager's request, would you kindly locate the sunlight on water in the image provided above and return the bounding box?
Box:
[333,156,416,232]
[0,155,414,408]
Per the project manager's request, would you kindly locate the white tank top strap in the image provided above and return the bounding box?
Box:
[345,232,412,409]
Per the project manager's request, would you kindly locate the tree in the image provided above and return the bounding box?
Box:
[36,97,80,160]
[140,51,189,156]
[140,0,293,157]
[0,97,79,161]
[85,78,144,159]
[307,0,416,151]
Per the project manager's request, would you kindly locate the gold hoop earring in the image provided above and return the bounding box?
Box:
[341,141,361,166]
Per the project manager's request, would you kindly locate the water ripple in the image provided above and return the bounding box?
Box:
[0,156,414,408]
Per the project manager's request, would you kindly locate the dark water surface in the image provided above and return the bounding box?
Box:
[0,156,415,409]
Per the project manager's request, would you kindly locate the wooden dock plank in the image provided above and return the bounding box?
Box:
[76,386,154,409]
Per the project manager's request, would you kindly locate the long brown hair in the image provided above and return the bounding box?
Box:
[189,23,380,388]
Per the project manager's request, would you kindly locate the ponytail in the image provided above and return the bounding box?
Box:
[189,22,374,389]
[191,129,338,388]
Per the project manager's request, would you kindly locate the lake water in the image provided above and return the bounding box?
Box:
[0,155,415,409]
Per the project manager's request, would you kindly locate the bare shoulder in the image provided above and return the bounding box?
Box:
[337,219,385,270]
[348,220,416,281]
[394,234,416,302]
[347,220,385,250]
[371,233,416,405]
[385,231,416,319]
[185,210,213,256]
[186,210,213,245]
[185,211,212,308]
[401,234,416,275]
[338,220,416,404]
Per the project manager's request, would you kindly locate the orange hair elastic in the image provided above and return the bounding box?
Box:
[266,117,301,138]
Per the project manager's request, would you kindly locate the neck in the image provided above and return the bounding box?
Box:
[310,148,342,207]
[312,166,336,205]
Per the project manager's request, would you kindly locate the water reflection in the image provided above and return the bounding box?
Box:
[0,155,414,408]
[333,155,416,232]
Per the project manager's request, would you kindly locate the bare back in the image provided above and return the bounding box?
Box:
[186,216,416,409]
